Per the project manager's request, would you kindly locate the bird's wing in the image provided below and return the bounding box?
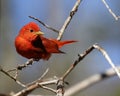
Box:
[31,36,47,52]
[41,36,64,53]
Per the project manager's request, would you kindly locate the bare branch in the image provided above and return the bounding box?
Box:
[7,59,34,72]
[17,59,34,70]
[56,1,83,95]
[29,16,59,33]
[6,59,34,80]
[61,45,94,80]
[101,0,120,20]
[56,43,120,96]
[29,0,83,41]
[40,85,56,94]
[60,43,120,81]
[57,0,83,41]
[65,66,120,96]
[93,44,120,79]
[1,43,119,96]
[0,68,26,87]
[13,79,58,96]
[56,79,64,96]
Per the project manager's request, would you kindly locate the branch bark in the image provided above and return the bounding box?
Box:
[65,66,120,96]
[57,0,83,41]
[101,0,120,20]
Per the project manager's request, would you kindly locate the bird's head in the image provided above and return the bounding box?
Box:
[18,22,44,41]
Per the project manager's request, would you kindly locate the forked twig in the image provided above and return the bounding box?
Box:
[61,43,120,80]
[6,59,34,80]
[0,68,26,87]
[1,43,119,96]
[56,0,83,95]
[11,68,56,96]
[61,44,94,81]
[56,43,120,96]
[0,64,49,89]
[13,79,58,96]
[40,85,57,93]
[29,0,82,42]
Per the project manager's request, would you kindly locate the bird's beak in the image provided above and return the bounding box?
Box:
[35,31,44,35]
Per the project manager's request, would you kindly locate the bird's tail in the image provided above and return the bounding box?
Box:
[51,39,77,48]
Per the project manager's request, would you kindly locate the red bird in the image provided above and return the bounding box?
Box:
[15,22,76,60]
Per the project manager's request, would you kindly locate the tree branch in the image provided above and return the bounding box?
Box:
[13,79,58,96]
[0,68,26,87]
[65,66,120,96]
[56,43,120,96]
[60,43,120,81]
[29,16,59,33]
[1,43,119,96]
[93,44,120,78]
[101,0,120,20]
[57,0,83,41]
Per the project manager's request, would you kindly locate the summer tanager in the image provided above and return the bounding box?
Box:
[15,22,77,60]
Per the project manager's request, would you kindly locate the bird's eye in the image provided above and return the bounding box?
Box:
[30,29,34,32]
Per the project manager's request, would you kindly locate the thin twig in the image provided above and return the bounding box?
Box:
[0,59,36,87]
[29,16,59,33]
[17,59,34,70]
[39,68,49,80]
[7,59,34,73]
[61,45,94,80]
[40,85,57,93]
[57,43,120,95]
[61,43,120,80]
[57,0,83,41]
[56,43,96,96]
[0,68,26,87]
[27,68,49,86]
[65,66,120,96]
[101,0,120,20]
[93,44,120,79]
[56,1,83,95]
[13,79,58,96]
[6,59,34,80]
[56,45,94,95]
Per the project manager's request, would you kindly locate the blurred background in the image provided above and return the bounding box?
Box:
[0,0,120,96]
